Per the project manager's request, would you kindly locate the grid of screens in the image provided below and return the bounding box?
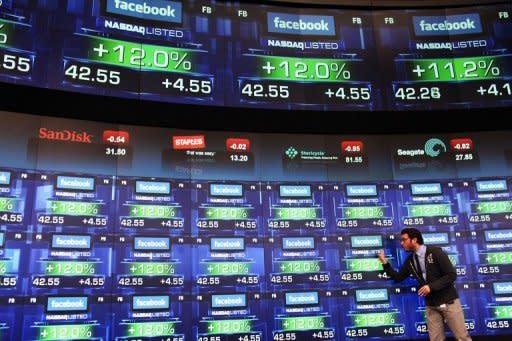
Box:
[1,110,512,340]
[0,0,512,111]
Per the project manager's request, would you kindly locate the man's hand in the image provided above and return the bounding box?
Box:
[418,285,431,297]
[378,250,387,264]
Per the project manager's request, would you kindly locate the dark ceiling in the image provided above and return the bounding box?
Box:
[229,0,506,8]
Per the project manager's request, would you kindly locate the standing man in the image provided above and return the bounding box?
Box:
[378,227,471,341]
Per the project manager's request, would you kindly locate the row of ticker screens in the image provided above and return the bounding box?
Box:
[1,0,512,111]
[0,111,512,339]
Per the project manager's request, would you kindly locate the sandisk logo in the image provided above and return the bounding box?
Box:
[39,128,93,143]
[173,135,205,150]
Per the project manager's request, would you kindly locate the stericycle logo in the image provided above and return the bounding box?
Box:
[267,12,335,36]
[285,146,299,159]
[413,14,482,36]
[106,0,182,24]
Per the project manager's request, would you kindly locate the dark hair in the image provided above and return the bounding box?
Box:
[401,227,424,245]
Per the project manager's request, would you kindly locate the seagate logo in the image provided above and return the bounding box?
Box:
[424,138,447,157]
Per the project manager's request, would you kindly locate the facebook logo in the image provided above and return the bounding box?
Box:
[106,0,182,23]
[413,14,482,36]
[267,12,335,36]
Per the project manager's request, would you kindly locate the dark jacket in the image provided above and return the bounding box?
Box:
[382,245,458,306]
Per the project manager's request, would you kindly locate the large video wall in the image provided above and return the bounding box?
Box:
[1,0,512,111]
[0,110,511,340]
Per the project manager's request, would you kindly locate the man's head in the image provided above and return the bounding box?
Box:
[400,227,424,252]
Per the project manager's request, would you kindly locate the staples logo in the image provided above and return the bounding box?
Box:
[172,135,205,150]
[267,12,335,36]
[413,14,482,36]
[39,128,93,143]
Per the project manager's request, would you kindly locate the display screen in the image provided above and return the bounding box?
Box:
[1,110,512,340]
[0,0,511,110]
